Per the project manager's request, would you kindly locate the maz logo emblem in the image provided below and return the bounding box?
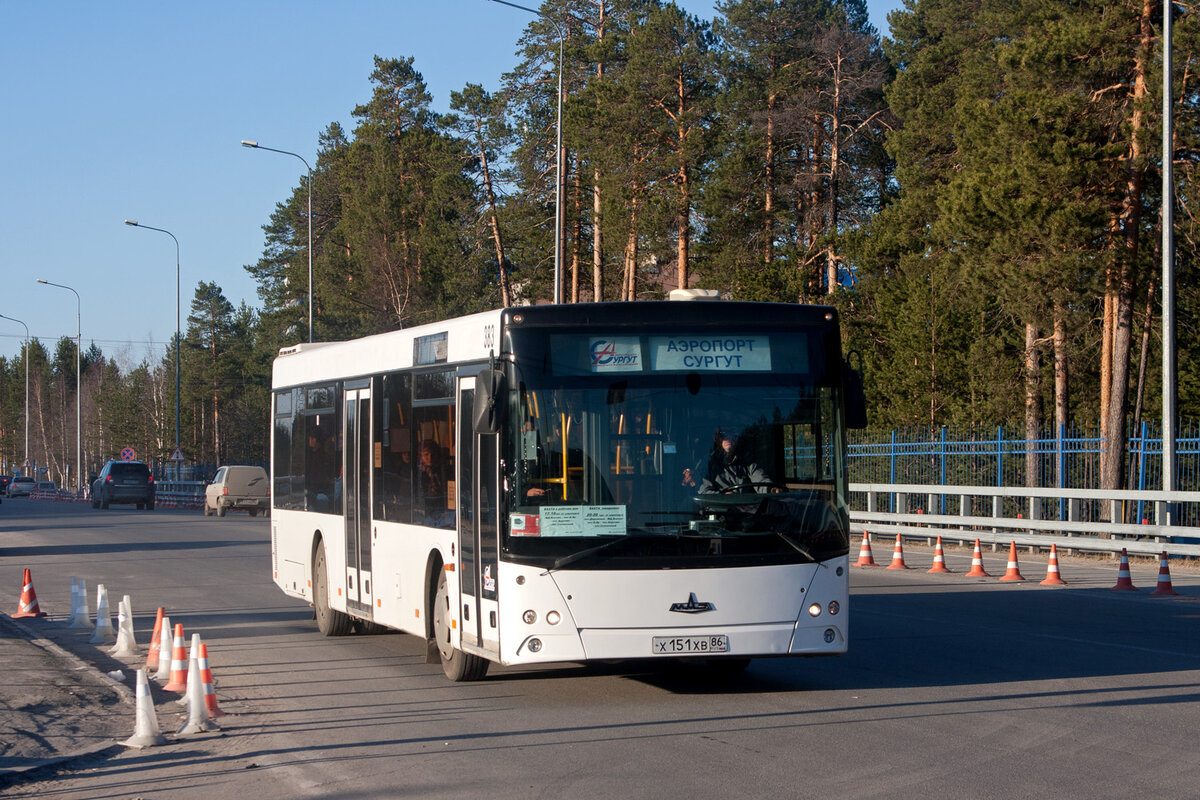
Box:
[669,592,715,613]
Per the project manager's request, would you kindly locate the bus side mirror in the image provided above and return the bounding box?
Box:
[473,367,508,435]
[843,362,868,430]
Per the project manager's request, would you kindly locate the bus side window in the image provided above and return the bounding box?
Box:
[413,403,456,529]
[375,372,413,524]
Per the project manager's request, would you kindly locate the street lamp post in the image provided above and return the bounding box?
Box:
[36,279,81,492]
[488,0,564,303]
[0,313,30,469]
[124,220,181,477]
[241,140,314,341]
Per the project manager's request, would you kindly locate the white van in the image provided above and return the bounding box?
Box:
[204,465,270,517]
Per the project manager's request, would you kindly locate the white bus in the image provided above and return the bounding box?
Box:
[270,297,866,680]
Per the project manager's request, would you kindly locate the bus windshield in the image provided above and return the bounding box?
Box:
[501,328,851,569]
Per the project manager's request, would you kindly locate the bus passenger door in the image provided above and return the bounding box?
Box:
[457,375,500,658]
[343,384,373,618]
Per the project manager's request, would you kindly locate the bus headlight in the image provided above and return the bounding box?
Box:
[827,601,840,615]
[808,603,822,617]
[546,610,561,625]
[523,609,537,624]
[527,638,542,653]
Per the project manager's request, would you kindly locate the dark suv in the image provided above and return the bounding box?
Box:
[91,461,155,510]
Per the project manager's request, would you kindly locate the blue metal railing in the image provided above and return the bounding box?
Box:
[848,422,1200,525]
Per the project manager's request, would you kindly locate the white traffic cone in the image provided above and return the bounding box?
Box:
[153,616,173,681]
[121,669,167,748]
[68,577,93,630]
[110,595,139,657]
[90,584,116,644]
[176,652,219,735]
[178,633,203,706]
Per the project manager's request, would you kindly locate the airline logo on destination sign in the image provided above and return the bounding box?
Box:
[651,336,771,371]
[589,337,643,372]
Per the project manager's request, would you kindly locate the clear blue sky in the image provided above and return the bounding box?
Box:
[0,0,900,364]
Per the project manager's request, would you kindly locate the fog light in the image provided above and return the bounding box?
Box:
[824,629,836,643]
[527,637,542,653]
[523,609,537,624]
[808,603,822,617]
[827,601,840,615]
[546,610,561,625]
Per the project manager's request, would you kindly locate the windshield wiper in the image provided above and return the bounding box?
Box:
[544,531,675,573]
[698,527,817,561]
[771,531,815,560]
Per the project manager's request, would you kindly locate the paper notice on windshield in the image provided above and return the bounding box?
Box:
[538,505,627,537]
[649,336,771,371]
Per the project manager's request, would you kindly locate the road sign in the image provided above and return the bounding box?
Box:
[120,447,136,461]
[170,447,185,462]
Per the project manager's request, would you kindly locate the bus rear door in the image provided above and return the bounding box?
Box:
[343,382,373,617]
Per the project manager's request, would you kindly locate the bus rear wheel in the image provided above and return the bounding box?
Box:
[432,569,489,682]
[314,544,352,636]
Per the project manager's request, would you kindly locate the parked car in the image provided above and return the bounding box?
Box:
[91,461,155,510]
[205,465,270,517]
[7,476,35,497]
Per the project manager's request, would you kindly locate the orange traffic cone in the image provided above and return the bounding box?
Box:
[1150,551,1179,597]
[162,623,189,692]
[146,607,165,672]
[960,537,988,575]
[14,568,47,618]
[886,534,910,569]
[1039,544,1066,586]
[927,536,951,573]
[855,532,878,567]
[199,643,226,718]
[965,539,990,577]
[999,541,1026,582]
[1111,548,1138,591]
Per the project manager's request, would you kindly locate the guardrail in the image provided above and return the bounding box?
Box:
[28,489,87,503]
[25,487,205,511]
[156,481,205,496]
[849,483,1200,558]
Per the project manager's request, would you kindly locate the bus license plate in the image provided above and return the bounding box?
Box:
[651,635,729,655]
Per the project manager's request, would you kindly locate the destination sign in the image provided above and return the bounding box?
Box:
[650,336,771,371]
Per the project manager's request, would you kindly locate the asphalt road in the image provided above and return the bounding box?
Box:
[2,498,1199,799]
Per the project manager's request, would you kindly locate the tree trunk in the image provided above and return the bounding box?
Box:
[764,89,776,265]
[675,65,690,291]
[593,2,605,303]
[1054,308,1068,490]
[623,194,639,301]
[826,52,842,295]
[1025,322,1042,488]
[1053,307,1068,432]
[1100,284,1114,478]
[1100,0,1154,493]
[571,162,582,303]
[1132,276,1156,432]
[478,138,511,307]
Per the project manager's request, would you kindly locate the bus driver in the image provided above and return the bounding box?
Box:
[684,427,777,494]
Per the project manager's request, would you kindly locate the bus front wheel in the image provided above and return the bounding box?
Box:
[314,544,352,636]
[432,569,489,682]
